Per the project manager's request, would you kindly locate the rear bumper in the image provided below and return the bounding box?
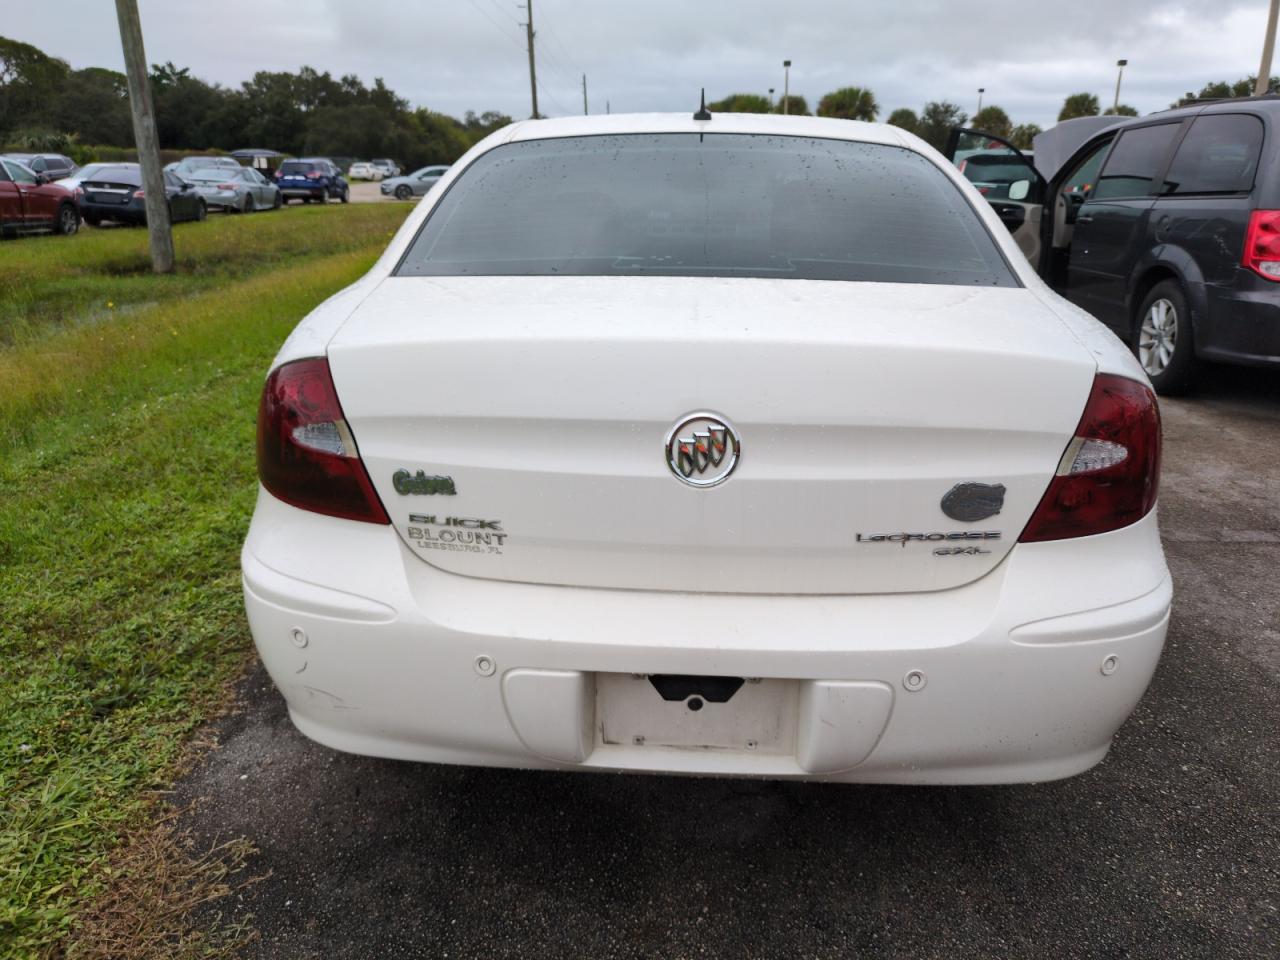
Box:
[1201,279,1280,367]
[242,489,1171,784]
[280,185,327,199]
[81,198,144,222]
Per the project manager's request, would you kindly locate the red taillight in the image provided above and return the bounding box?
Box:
[305,171,323,180]
[1241,210,1280,281]
[256,358,389,524]
[133,188,145,198]
[217,182,237,190]
[1019,374,1161,543]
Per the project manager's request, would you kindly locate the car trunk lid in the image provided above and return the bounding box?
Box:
[327,276,1097,595]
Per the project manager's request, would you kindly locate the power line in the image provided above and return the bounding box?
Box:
[463,0,526,53]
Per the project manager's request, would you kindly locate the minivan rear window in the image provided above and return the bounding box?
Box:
[1160,114,1263,195]
[395,134,1017,287]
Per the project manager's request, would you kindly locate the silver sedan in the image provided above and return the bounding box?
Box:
[183,167,282,213]
[379,165,450,200]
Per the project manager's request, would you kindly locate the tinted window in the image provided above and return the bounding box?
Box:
[396,134,1016,287]
[95,166,142,186]
[6,161,37,185]
[1092,124,1180,200]
[0,163,9,183]
[1161,114,1263,195]
[1064,139,1112,196]
[279,161,317,175]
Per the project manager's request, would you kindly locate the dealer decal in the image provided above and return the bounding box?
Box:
[406,514,507,554]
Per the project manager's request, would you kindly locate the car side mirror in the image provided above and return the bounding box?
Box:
[1008,180,1030,202]
[33,173,48,185]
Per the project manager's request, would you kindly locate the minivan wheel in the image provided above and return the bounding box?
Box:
[1135,279,1197,395]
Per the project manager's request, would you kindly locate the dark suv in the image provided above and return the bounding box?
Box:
[274,158,349,205]
[1,152,78,182]
[949,98,1279,394]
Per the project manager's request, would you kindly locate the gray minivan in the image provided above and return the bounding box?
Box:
[950,98,1278,394]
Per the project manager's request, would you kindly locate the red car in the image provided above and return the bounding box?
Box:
[0,156,80,237]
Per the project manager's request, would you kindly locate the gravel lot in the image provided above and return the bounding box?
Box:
[177,365,1279,959]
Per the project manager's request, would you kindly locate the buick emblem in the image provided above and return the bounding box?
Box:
[665,413,740,487]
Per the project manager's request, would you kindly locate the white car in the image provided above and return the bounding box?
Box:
[348,161,384,181]
[244,112,1170,784]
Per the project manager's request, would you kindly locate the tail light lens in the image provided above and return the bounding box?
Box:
[1019,374,1161,542]
[217,183,237,190]
[133,189,145,199]
[305,171,323,180]
[1241,210,1280,280]
[256,358,389,524]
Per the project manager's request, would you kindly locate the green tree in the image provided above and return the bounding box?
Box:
[1058,92,1100,121]
[707,93,772,113]
[0,36,70,140]
[52,68,131,146]
[1010,123,1042,150]
[1103,104,1139,117]
[917,101,967,151]
[885,108,919,135]
[970,105,1013,139]
[816,86,879,121]
[773,94,810,115]
[1172,76,1278,107]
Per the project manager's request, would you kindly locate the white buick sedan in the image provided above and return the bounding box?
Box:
[244,112,1169,784]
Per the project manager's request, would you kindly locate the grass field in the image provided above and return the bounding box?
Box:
[0,205,409,958]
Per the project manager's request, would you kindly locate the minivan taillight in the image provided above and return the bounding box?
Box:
[1242,210,1280,280]
[1019,374,1161,542]
[256,358,389,524]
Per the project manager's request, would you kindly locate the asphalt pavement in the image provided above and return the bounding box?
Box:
[176,364,1279,959]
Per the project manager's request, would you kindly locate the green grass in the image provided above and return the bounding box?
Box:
[0,206,409,958]
[0,204,407,347]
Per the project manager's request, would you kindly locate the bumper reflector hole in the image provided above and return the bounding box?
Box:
[687,697,704,712]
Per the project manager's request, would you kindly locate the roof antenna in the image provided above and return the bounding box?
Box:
[693,88,712,121]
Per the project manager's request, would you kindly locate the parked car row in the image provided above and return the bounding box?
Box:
[0,148,379,236]
[949,94,1280,393]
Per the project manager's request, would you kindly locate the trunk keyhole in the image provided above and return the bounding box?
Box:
[687,697,704,712]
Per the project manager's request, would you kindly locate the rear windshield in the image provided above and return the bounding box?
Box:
[395,133,1016,286]
[88,166,141,185]
[279,161,318,174]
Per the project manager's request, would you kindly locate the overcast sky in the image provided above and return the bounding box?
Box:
[8,1,1274,128]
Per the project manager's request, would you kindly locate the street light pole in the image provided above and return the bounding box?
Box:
[768,87,775,109]
[976,87,985,114]
[113,0,173,274]
[1256,0,1279,96]
[1114,59,1128,111]
[783,60,791,115]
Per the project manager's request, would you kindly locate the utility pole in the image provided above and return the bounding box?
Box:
[782,60,791,114]
[521,0,539,118]
[768,87,775,109]
[976,87,985,114]
[582,73,588,115]
[114,0,173,274]
[1257,0,1279,96]
[1113,59,1128,110]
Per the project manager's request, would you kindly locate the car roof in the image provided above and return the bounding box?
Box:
[499,112,908,147]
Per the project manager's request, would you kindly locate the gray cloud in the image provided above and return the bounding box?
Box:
[8,0,1272,127]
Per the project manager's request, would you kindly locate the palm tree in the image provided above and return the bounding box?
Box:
[816,87,879,122]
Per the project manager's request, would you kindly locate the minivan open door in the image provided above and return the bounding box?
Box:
[945,128,1046,268]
